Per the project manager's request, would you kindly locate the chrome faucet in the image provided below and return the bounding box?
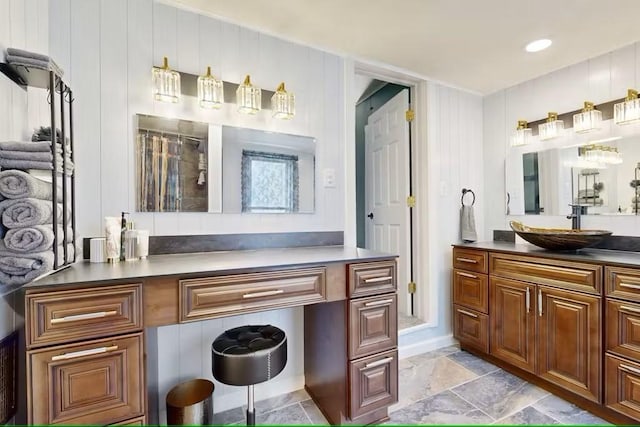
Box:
[567,204,587,230]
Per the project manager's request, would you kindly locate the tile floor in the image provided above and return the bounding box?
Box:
[398,312,425,330]
[212,345,610,425]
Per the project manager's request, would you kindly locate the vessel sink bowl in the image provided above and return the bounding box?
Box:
[509,221,612,251]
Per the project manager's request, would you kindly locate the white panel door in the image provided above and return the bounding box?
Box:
[365,89,410,315]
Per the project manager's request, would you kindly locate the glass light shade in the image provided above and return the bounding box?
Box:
[614,89,640,125]
[152,57,180,103]
[573,102,602,133]
[197,66,224,109]
[510,120,532,146]
[538,112,564,140]
[236,75,261,114]
[271,82,295,119]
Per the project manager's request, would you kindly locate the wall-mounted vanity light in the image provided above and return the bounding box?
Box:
[573,101,602,133]
[271,82,295,120]
[538,112,564,140]
[511,120,532,146]
[197,66,224,109]
[614,89,640,125]
[152,57,181,103]
[236,75,262,114]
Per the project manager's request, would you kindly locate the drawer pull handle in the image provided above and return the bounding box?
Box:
[456,257,478,264]
[457,309,478,318]
[526,287,530,313]
[51,345,118,361]
[538,289,543,317]
[365,299,394,307]
[364,357,394,369]
[620,364,640,376]
[242,289,284,299]
[364,276,393,284]
[620,305,640,315]
[50,310,118,324]
[457,272,478,279]
[620,282,640,290]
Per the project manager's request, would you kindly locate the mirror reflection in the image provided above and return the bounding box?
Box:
[220,125,315,214]
[506,135,640,216]
[135,114,316,214]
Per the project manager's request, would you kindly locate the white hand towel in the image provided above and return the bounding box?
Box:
[460,205,477,242]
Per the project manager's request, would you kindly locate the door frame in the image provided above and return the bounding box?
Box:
[344,58,438,329]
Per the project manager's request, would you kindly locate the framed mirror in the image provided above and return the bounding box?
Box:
[506,135,640,216]
[135,114,315,214]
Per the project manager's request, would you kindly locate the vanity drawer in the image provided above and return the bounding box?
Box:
[348,349,398,419]
[348,260,397,298]
[349,294,397,359]
[26,284,143,348]
[605,353,640,420]
[490,253,601,294]
[28,333,144,425]
[453,248,488,274]
[453,304,489,353]
[180,267,326,322]
[607,266,640,302]
[110,416,146,425]
[453,269,488,314]
[607,299,640,362]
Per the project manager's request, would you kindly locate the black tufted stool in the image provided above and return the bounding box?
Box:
[212,325,287,425]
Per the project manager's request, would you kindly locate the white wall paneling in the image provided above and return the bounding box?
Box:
[484,41,640,238]
[50,1,345,421]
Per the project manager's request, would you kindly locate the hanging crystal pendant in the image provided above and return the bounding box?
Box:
[614,89,640,125]
[510,120,532,146]
[538,112,564,140]
[271,82,295,119]
[152,57,180,103]
[197,66,224,109]
[236,75,261,114]
[573,101,602,133]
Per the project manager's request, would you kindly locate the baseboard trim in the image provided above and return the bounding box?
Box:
[398,334,457,359]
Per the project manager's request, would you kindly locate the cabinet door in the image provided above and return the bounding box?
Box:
[349,349,398,419]
[490,277,535,373]
[349,294,397,359]
[453,269,488,314]
[28,333,144,425]
[605,353,640,420]
[537,286,601,402]
[453,305,488,353]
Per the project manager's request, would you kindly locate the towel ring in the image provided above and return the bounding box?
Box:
[461,188,475,206]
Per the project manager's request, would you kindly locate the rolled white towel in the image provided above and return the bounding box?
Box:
[4,226,73,253]
[0,198,66,228]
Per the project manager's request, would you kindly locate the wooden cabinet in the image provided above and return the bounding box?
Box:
[490,277,535,373]
[453,304,488,353]
[348,349,398,419]
[453,247,616,418]
[537,286,601,402]
[453,269,488,314]
[28,333,144,425]
[348,260,397,298]
[349,294,397,359]
[605,354,640,420]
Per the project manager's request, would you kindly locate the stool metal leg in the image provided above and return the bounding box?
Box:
[246,384,255,426]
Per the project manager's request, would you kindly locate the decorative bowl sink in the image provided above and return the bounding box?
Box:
[509,221,612,251]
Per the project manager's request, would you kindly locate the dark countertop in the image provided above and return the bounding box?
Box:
[8,246,395,294]
[454,241,640,268]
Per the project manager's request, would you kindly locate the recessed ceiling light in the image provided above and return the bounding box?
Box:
[525,39,552,53]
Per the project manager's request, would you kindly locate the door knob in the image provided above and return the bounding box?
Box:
[367,212,374,219]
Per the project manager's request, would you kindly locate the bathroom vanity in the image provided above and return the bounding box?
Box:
[16,246,398,425]
[452,242,640,424]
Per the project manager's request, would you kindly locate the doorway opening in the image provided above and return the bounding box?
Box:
[354,74,424,331]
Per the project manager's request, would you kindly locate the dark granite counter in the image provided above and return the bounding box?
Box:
[8,246,395,294]
[454,241,640,268]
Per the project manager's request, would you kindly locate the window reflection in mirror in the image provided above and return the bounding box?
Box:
[220,125,315,214]
[506,135,640,216]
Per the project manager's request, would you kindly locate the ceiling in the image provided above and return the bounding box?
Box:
[169,0,640,94]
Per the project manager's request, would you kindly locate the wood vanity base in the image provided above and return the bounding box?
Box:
[18,248,398,426]
[453,244,640,425]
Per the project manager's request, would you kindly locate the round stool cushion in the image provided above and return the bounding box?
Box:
[211,325,287,386]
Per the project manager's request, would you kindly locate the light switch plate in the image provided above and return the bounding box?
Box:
[323,168,336,188]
